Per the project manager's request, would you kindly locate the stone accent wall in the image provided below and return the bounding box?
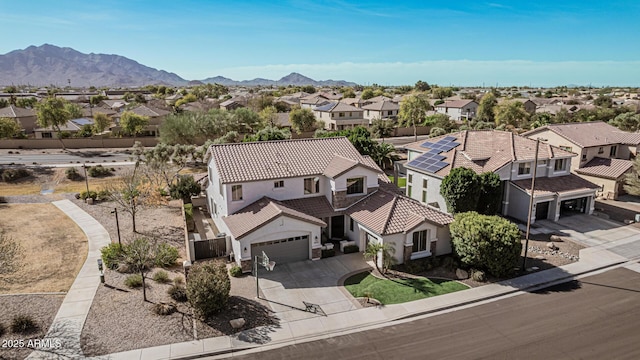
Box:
[403,245,413,263]
[333,187,377,209]
[240,259,252,273]
[312,247,322,260]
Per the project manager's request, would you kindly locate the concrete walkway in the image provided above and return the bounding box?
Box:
[27,200,112,360]
[101,244,633,360]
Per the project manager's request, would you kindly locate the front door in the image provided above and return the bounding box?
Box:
[331,215,344,239]
[535,201,550,221]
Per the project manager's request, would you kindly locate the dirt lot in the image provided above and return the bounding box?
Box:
[0,203,88,293]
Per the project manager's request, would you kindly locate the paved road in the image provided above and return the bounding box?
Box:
[230,268,640,360]
[0,150,132,165]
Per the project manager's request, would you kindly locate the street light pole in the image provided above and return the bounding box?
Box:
[111,208,121,245]
[522,138,541,271]
[83,164,89,194]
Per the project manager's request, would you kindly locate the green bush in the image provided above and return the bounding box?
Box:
[343,244,359,254]
[101,243,125,269]
[155,243,179,268]
[168,284,188,302]
[440,167,481,214]
[1,168,30,182]
[229,265,243,277]
[152,303,176,316]
[187,261,231,318]
[169,175,201,202]
[87,165,113,177]
[153,270,170,283]
[124,274,144,288]
[450,212,522,277]
[79,190,98,200]
[11,315,38,334]
[65,167,82,180]
[173,277,184,286]
[183,203,193,222]
[321,248,335,258]
[96,189,111,201]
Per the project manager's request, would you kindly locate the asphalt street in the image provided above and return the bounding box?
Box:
[229,267,640,360]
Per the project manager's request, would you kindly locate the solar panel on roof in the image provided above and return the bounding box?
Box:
[71,118,93,125]
[442,136,457,142]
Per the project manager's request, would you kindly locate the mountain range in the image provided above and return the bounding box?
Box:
[0,44,356,87]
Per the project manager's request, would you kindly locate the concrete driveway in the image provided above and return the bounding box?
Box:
[536,214,640,260]
[257,253,371,322]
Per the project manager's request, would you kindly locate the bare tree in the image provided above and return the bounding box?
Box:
[121,237,156,302]
[106,165,148,233]
[0,230,23,285]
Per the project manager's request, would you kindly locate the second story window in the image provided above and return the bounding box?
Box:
[304,177,319,194]
[610,146,617,157]
[339,112,345,117]
[274,180,284,189]
[598,147,604,154]
[554,158,566,172]
[581,153,587,161]
[231,184,243,201]
[422,179,428,189]
[408,173,413,183]
[518,162,531,175]
[347,177,365,195]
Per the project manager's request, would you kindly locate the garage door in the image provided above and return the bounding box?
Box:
[251,235,309,265]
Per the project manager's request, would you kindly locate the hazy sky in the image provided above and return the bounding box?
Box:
[2,0,639,86]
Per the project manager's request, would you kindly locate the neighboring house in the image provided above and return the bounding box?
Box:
[535,104,595,115]
[362,100,400,122]
[54,92,98,102]
[165,93,183,106]
[0,105,37,133]
[219,97,247,110]
[502,98,537,114]
[124,104,171,136]
[340,97,363,108]
[100,100,128,112]
[34,118,94,139]
[404,130,599,224]
[434,100,478,121]
[81,104,117,118]
[300,93,332,109]
[313,102,368,130]
[361,95,394,107]
[205,137,453,272]
[523,122,640,199]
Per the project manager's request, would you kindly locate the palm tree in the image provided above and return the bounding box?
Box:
[371,143,396,169]
[364,241,396,275]
[370,118,395,143]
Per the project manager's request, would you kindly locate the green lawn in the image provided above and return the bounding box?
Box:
[387,176,406,188]
[344,272,469,305]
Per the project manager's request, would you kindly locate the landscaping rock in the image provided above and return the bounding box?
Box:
[535,255,546,260]
[455,268,469,280]
[230,318,246,329]
[546,242,559,250]
[549,235,563,242]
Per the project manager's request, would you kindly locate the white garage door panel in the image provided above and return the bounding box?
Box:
[252,235,309,264]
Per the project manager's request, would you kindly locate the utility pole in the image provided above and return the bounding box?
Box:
[83,164,89,194]
[522,138,543,271]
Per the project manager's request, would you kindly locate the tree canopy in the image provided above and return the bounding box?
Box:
[0,118,21,139]
[494,101,529,127]
[440,167,482,213]
[399,94,432,141]
[119,111,149,137]
[476,92,497,123]
[289,107,317,134]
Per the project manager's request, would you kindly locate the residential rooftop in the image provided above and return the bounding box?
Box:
[523,121,640,147]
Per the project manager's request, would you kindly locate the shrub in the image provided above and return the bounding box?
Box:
[440,167,481,214]
[169,175,201,202]
[229,265,243,277]
[1,168,30,182]
[101,243,124,269]
[168,284,188,302]
[86,165,113,177]
[79,190,98,200]
[124,274,144,288]
[471,269,486,282]
[173,277,184,286]
[152,303,176,316]
[450,212,522,277]
[96,189,111,201]
[343,245,359,254]
[187,261,231,318]
[321,248,335,258]
[65,167,82,180]
[11,315,38,334]
[153,270,170,283]
[155,243,179,268]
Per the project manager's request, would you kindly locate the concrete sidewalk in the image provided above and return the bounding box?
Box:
[101,245,631,360]
[28,200,112,360]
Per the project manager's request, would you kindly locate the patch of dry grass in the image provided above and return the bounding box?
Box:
[0,166,120,196]
[0,203,88,293]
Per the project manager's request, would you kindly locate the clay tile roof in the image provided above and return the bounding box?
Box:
[435,100,476,108]
[575,157,633,180]
[347,189,453,235]
[210,137,382,184]
[222,197,326,239]
[314,102,362,112]
[523,121,640,147]
[129,104,170,117]
[323,154,382,179]
[404,130,574,177]
[0,105,35,118]
[280,196,339,219]
[361,100,400,111]
[511,174,599,197]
